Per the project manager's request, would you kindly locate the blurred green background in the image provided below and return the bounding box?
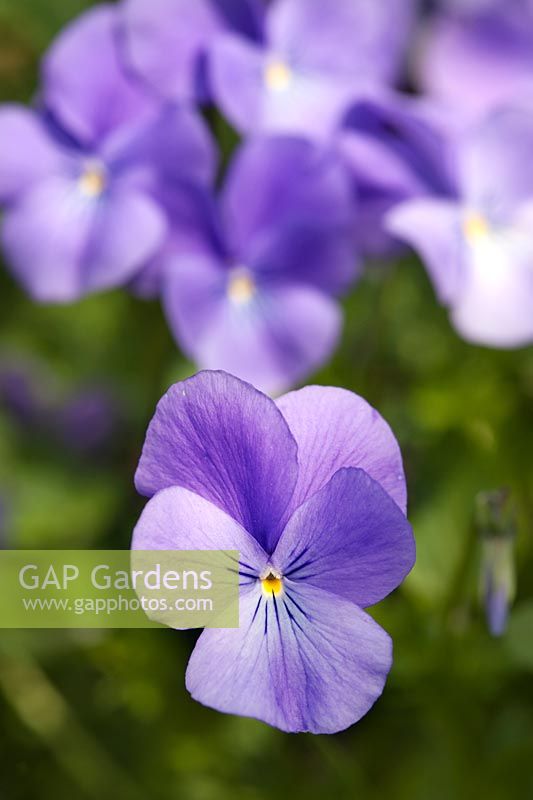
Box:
[0,2,532,799]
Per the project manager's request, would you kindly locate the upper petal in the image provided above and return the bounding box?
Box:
[416,10,533,120]
[163,262,342,401]
[276,385,407,514]
[43,5,156,147]
[105,104,218,188]
[459,106,533,222]
[221,137,354,256]
[267,0,414,84]
[186,580,392,733]
[0,106,66,203]
[273,468,415,607]
[250,223,359,296]
[121,0,264,102]
[134,371,298,553]
[339,90,457,199]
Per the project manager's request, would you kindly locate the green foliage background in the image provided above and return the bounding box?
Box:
[0,2,532,798]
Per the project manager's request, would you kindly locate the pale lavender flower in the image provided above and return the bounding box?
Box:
[157,137,358,395]
[0,6,216,302]
[387,106,533,347]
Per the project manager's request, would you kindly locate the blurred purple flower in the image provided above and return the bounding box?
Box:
[133,371,414,732]
[0,363,43,426]
[387,106,533,348]
[121,0,265,102]
[0,356,121,457]
[154,137,358,395]
[337,90,457,258]
[0,6,216,302]
[417,0,533,120]
[209,0,415,139]
[56,388,120,456]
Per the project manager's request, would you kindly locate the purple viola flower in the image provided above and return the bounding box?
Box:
[209,0,414,140]
[336,90,457,258]
[56,388,120,456]
[416,0,533,120]
[387,106,533,348]
[132,371,414,733]
[0,6,216,302]
[157,137,358,395]
[120,0,265,102]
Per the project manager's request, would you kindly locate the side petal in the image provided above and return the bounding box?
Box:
[186,580,392,734]
[132,485,268,571]
[43,5,155,147]
[273,468,415,607]
[121,0,242,101]
[106,104,217,187]
[209,34,353,140]
[130,182,222,299]
[163,264,342,400]
[134,371,299,554]
[208,34,266,134]
[386,198,464,304]
[2,175,96,302]
[0,106,65,202]
[267,0,414,84]
[276,385,407,513]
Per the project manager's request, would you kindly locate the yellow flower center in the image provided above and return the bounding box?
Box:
[264,59,292,92]
[78,162,107,198]
[261,569,283,598]
[463,213,489,243]
[227,268,256,305]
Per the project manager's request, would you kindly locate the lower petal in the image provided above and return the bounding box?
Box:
[83,187,167,292]
[2,177,166,302]
[451,236,533,348]
[164,264,342,395]
[2,176,95,302]
[186,581,392,734]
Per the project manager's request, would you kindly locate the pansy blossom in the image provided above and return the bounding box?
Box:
[0,6,216,302]
[387,106,533,347]
[132,371,415,734]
